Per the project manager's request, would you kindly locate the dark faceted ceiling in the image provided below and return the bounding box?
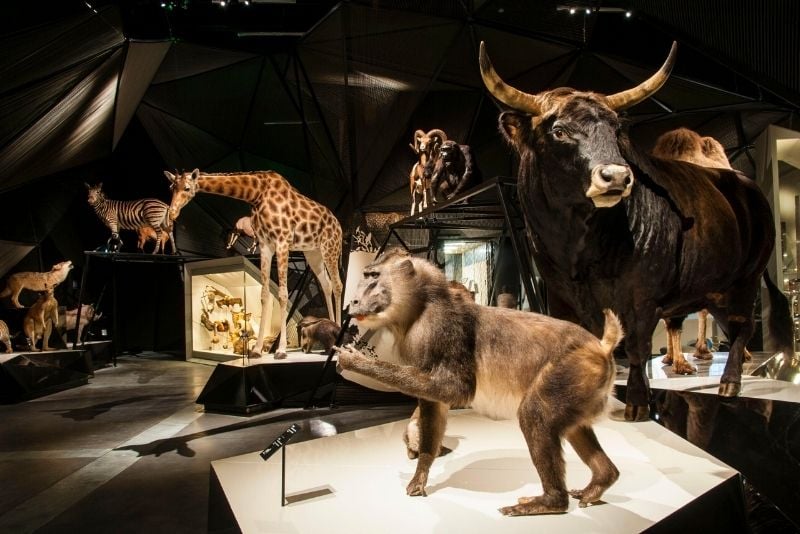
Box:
[1,0,798,261]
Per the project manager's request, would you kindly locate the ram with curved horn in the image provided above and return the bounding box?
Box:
[479,41,794,421]
[408,128,447,215]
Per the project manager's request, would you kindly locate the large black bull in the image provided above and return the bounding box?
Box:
[479,42,795,421]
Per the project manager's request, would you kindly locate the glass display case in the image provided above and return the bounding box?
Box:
[183,257,300,362]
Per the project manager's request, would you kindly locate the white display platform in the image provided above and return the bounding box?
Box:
[211,399,739,533]
[618,352,800,403]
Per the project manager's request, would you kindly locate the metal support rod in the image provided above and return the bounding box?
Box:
[304,308,352,409]
[72,254,91,350]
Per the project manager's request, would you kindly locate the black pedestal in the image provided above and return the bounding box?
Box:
[0,350,91,403]
[196,360,337,415]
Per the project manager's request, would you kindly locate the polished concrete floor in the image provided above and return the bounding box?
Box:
[0,354,415,533]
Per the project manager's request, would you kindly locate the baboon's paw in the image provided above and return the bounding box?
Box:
[569,486,607,507]
[500,496,568,516]
[406,481,427,497]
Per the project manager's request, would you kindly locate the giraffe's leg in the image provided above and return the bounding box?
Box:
[303,250,334,322]
[327,250,343,326]
[274,244,290,360]
[250,246,274,359]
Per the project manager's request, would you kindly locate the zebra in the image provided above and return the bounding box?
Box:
[85,183,176,254]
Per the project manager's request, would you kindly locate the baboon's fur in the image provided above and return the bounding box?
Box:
[336,249,623,516]
[23,290,59,351]
[0,261,72,308]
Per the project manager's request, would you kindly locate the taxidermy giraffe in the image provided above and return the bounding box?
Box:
[165,169,343,359]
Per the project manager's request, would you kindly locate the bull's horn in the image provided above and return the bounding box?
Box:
[605,42,677,111]
[479,41,542,115]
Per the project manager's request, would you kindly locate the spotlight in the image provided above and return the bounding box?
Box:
[625,10,632,18]
[243,0,250,4]
[569,7,576,14]
[585,8,591,14]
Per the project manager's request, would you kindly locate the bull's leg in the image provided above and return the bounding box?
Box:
[406,400,448,496]
[718,315,752,397]
[623,313,658,422]
[716,282,759,397]
[250,246,275,359]
[500,399,569,516]
[693,309,713,360]
[663,316,695,375]
[566,425,619,507]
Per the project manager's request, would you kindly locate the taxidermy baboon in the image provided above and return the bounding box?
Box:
[335,249,623,516]
[0,260,73,308]
[24,289,59,351]
[297,316,351,353]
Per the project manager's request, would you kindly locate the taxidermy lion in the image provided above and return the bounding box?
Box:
[0,320,12,353]
[0,260,73,308]
[24,289,59,351]
[335,250,623,516]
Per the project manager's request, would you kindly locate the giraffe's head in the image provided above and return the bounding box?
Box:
[165,168,200,221]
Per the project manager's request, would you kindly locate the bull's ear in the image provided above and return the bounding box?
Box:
[499,112,526,145]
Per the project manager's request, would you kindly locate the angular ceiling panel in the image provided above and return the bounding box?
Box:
[144,57,263,145]
[0,6,124,95]
[151,42,259,84]
[0,49,123,191]
[136,103,234,170]
[0,52,111,147]
[114,40,172,149]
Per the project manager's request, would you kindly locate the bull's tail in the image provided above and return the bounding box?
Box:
[763,271,795,356]
[600,309,624,356]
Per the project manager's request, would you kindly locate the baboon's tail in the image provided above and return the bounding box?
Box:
[600,309,624,356]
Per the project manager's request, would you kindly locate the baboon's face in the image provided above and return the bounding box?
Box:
[349,258,413,328]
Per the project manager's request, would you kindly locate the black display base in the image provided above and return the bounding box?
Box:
[196,360,337,415]
[0,350,92,403]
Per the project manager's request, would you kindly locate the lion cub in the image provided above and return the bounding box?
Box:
[24,290,59,351]
[0,260,73,308]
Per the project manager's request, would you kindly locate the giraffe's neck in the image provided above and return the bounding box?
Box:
[196,173,275,205]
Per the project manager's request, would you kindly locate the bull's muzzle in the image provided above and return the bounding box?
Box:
[586,164,634,208]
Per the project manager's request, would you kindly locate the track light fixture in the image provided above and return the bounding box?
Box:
[557,4,633,17]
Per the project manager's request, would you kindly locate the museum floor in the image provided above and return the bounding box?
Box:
[0,353,415,533]
[1,351,799,533]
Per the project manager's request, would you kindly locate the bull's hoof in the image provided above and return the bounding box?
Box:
[274,351,287,360]
[248,350,262,359]
[673,360,697,375]
[693,348,713,361]
[718,382,741,397]
[624,403,650,422]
